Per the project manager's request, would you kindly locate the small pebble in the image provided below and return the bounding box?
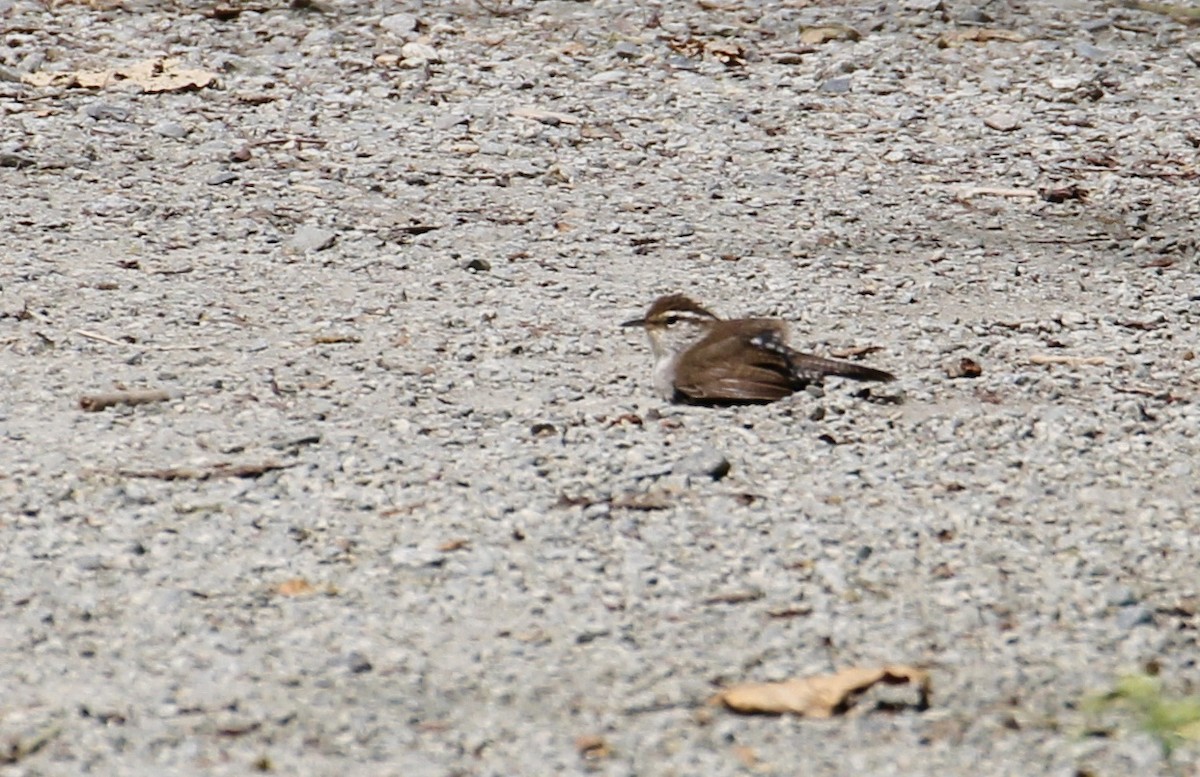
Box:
[672,448,731,481]
[401,42,441,66]
[984,112,1020,132]
[379,13,418,37]
[1115,605,1154,630]
[820,77,852,94]
[84,103,130,121]
[153,121,188,139]
[290,225,337,252]
[614,41,640,59]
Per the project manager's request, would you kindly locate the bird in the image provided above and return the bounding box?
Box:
[622,293,895,404]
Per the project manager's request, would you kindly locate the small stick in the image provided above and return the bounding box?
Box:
[956,187,1039,200]
[118,461,294,480]
[75,329,124,346]
[79,389,174,412]
[1029,354,1108,366]
[74,329,205,351]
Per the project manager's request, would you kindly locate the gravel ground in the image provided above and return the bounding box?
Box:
[3,0,1200,774]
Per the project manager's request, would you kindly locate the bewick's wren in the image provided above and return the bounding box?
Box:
[622,294,895,404]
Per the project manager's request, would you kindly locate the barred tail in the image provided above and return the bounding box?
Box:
[790,353,895,383]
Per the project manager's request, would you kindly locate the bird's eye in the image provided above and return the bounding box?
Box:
[665,315,679,325]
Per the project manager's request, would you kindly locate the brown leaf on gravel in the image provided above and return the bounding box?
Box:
[574,734,612,761]
[1039,184,1087,203]
[667,37,748,66]
[668,36,707,59]
[275,578,317,597]
[936,28,1025,48]
[799,25,861,44]
[713,665,931,717]
[946,357,983,378]
[24,58,217,92]
[731,744,759,768]
[437,538,470,552]
[706,41,747,67]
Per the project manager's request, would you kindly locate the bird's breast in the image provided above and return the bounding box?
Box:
[652,353,680,400]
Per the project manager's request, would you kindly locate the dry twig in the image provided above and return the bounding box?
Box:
[79,389,174,412]
[118,461,295,480]
[1029,354,1108,366]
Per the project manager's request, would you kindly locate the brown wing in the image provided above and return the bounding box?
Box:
[673,320,797,403]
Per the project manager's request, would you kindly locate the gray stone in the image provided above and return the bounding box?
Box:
[1115,605,1154,630]
[153,121,189,139]
[1074,42,1110,61]
[614,41,640,59]
[84,103,130,121]
[290,225,337,252]
[672,448,731,480]
[379,12,418,37]
[820,77,852,94]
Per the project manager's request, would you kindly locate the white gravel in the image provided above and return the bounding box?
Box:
[2,0,1199,774]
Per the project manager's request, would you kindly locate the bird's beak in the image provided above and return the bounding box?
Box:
[621,318,646,328]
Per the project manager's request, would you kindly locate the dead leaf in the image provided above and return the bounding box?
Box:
[574,734,612,760]
[936,28,1025,48]
[946,357,983,378]
[23,58,217,93]
[799,25,861,44]
[580,123,622,141]
[437,538,470,552]
[667,37,748,66]
[1039,184,1087,203]
[275,578,317,597]
[605,413,643,427]
[975,388,1005,404]
[667,36,707,59]
[713,664,931,717]
[731,744,759,768]
[706,41,747,67]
